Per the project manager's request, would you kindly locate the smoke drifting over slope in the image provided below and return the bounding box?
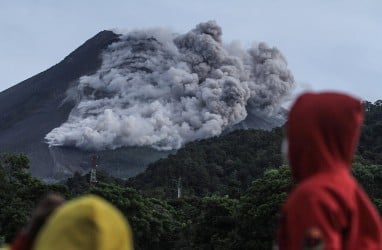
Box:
[45,21,294,151]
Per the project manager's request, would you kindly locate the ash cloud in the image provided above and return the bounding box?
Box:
[45,21,294,151]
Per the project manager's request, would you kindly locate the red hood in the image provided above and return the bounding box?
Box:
[287,92,363,182]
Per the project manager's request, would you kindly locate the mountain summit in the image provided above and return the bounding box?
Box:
[0,30,120,178]
[0,22,293,179]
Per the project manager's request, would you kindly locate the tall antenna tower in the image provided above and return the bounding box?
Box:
[90,155,99,186]
[177,177,182,199]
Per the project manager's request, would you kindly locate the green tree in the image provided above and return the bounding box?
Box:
[237,166,292,249]
[352,163,382,213]
[89,182,182,250]
[0,153,68,242]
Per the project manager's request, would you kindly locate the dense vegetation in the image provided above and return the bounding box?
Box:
[0,100,381,249]
[358,100,382,164]
[128,128,284,198]
[0,154,68,244]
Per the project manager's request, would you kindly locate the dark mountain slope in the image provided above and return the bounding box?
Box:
[0,31,120,177]
[0,30,119,129]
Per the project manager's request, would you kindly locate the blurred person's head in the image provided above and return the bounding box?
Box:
[286,92,363,182]
[25,193,65,241]
[33,195,133,250]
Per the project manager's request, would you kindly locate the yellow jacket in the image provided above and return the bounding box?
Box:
[33,195,133,250]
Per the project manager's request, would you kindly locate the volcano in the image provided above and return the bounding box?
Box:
[0,21,293,180]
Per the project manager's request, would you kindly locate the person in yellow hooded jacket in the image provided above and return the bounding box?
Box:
[32,195,133,250]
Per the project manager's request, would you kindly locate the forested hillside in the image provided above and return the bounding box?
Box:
[358,100,382,164]
[0,100,381,249]
[128,128,284,198]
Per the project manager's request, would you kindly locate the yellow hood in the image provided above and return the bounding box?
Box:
[33,195,133,250]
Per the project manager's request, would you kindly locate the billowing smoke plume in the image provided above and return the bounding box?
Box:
[45,21,294,151]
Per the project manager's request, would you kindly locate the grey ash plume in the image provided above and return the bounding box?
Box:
[45,21,294,151]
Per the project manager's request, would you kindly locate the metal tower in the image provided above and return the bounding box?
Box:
[177,177,182,199]
[90,155,99,186]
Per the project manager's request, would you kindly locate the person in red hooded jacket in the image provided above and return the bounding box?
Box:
[277,92,382,250]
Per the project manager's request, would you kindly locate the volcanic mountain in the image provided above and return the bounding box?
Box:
[0,21,293,180]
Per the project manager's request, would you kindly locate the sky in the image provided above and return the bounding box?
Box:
[0,0,381,102]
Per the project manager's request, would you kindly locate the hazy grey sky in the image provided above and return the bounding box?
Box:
[0,0,381,101]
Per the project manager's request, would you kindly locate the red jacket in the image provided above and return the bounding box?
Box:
[277,92,382,249]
